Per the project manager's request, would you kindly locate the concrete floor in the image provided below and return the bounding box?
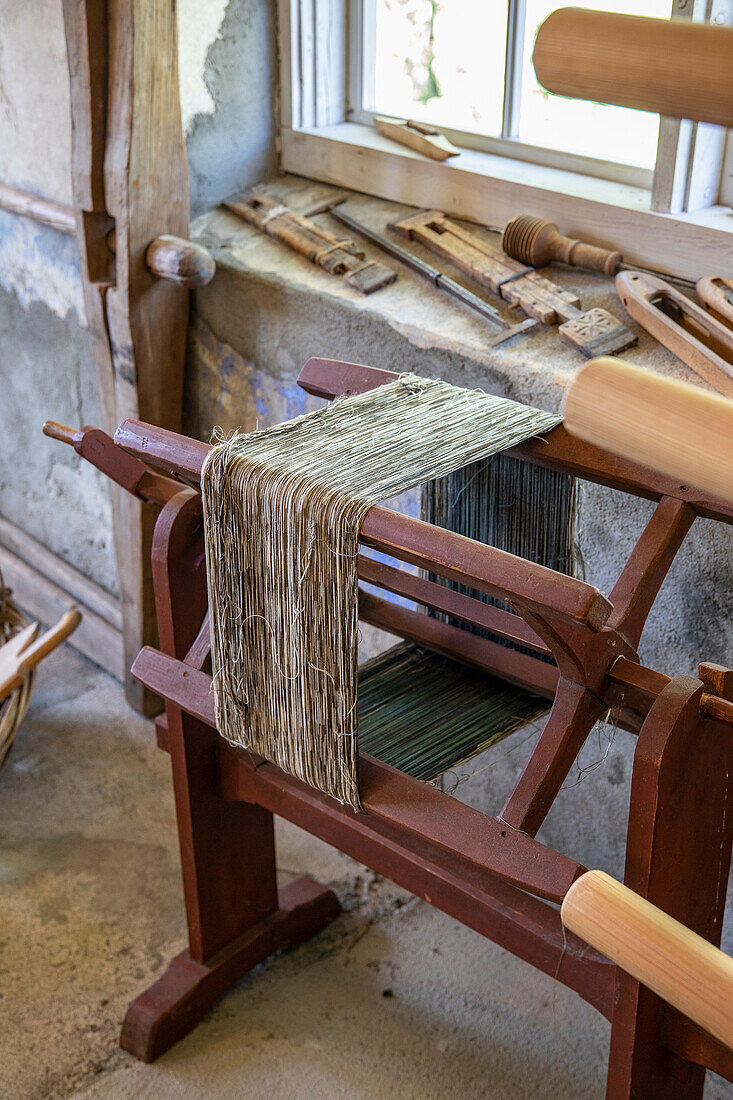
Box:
[1,645,732,1100]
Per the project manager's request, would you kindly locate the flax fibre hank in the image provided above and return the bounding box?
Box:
[201,374,561,810]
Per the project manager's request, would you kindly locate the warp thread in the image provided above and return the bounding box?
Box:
[424,453,581,657]
[201,374,561,810]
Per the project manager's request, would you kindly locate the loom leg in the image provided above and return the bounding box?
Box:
[120,876,341,1062]
[605,673,733,1100]
[119,492,341,1062]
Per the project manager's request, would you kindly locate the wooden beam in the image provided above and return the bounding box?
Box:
[0,182,76,235]
[62,0,191,712]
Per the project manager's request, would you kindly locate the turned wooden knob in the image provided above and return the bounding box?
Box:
[502,215,622,276]
[42,420,79,446]
[145,235,216,287]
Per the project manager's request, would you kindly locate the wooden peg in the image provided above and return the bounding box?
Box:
[145,235,216,288]
[502,215,622,276]
[42,420,81,446]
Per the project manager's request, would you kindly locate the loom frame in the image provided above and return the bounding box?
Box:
[56,359,733,1097]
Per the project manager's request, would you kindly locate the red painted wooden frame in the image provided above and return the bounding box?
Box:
[57,359,733,1096]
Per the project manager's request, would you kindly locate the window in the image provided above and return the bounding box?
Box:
[351,0,672,184]
[279,0,733,278]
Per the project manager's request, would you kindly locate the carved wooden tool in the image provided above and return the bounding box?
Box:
[225,192,397,294]
[502,215,622,276]
[616,271,733,399]
[533,9,733,129]
[374,116,460,160]
[563,357,733,506]
[327,203,536,346]
[392,210,636,357]
[697,277,733,331]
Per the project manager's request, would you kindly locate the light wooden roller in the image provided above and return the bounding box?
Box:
[533,10,733,129]
[562,357,733,506]
[562,870,733,1051]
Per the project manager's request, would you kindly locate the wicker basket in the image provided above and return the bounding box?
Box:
[0,571,34,774]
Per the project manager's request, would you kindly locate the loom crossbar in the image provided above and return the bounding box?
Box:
[114,420,612,631]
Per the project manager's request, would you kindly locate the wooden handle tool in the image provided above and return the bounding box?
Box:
[616,270,733,398]
[327,203,537,346]
[563,870,733,1051]
[0,609,81,699]
[533,10,733,128]
[697,277,733,332]
[392,210,636,357]
[562,357,733,505]
[502,215,622,276]
[374,116,460,160]
[225,192,397,294]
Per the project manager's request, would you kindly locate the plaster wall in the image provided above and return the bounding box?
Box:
[0,0,279,591]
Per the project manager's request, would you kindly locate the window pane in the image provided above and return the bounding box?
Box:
[369,0,508,137]
[519,0,672,168]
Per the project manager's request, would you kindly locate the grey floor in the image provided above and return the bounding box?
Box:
[1,644,731,1099]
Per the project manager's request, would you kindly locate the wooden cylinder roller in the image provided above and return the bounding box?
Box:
[562,357,733,505]
[562,870,733,1050]
[533,10,733,129]
[502,215,622,276]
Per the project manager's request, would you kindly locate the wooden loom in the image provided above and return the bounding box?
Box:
[45,358,733,1096]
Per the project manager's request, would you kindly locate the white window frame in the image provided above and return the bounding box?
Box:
[278,0,733,279]
[348,0,653,190]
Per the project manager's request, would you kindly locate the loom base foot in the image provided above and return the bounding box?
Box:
[119,877,341,1062]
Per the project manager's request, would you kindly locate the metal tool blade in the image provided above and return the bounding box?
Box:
[327,203,537,346]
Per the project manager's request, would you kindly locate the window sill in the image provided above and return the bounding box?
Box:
[192,176,704,414]
[281,123,733,280]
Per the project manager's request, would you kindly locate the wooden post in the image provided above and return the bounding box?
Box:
[63,0,190,712]
[120,491,340,1061]
[606,675,733,1099]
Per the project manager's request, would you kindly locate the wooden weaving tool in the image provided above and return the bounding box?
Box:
[502,215,622,276]
[224,192,397,294]
[616,271,733,398]
[697,276,733,331]
[0,594,81,773]
[391,210,637,357]
[45,359,733,1096]
[327,203,537,347]
[533,9,733,129]
[564,358,733,508]
[374,116,460,160]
